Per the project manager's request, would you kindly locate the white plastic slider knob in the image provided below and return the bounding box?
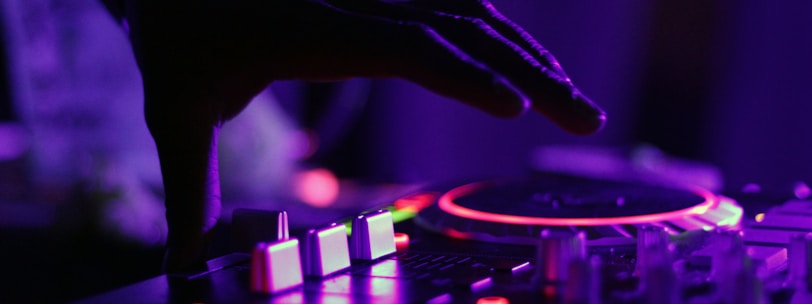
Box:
[250,238,303,294]
[350,210,396,260]
[303,223,351,277]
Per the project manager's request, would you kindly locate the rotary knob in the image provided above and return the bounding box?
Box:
[534,230,586,284]
[714,243,763,304]
[710,229,745,278]
[635,225,679,304]
[639,244,679,304]
[636,225,670,276]
[563,255,603,304]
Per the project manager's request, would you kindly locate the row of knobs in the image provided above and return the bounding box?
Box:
[636,226,812,304]
[237,210,812,301]
[238,209,397,294]
[534,226,771,304]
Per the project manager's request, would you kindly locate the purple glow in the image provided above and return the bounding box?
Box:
[0,123,29,160]
[741,183,762,194]
[287,130,319,160]
[469,277,493,291]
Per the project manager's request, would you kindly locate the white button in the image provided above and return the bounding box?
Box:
[303,223,351,277]
[350,210,396,260]
[250,238,303,294]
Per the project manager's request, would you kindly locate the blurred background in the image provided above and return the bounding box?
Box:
[1,0,811,302]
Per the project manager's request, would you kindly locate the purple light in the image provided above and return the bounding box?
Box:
[794,182,811,199]
[0,123,29,161]
[741,183,762,193]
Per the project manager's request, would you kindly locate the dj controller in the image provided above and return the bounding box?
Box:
[78,173,812,303]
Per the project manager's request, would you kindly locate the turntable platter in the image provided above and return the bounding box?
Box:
[415,175,743,245]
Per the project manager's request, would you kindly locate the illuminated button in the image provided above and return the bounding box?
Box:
[350,210,396,260]
[303,223,351,277]
[394,232,410,251]
[250,239,303,294]
[476,296,509,304]
[231,209,289,253]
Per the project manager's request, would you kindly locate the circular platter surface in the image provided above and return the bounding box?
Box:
[414,174,743,246]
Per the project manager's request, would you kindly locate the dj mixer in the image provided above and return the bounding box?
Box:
[78,173,812,303]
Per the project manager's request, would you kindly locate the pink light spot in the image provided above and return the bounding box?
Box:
[741,183,761,193]
[794,182,811,199]
[294,168,339,208]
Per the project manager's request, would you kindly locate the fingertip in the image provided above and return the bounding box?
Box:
[568,111,606,135]
[556,93,607,135]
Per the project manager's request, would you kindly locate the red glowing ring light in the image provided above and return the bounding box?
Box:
[437,181,718,226]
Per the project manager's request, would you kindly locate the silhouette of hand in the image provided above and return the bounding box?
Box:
[115,0,605,272]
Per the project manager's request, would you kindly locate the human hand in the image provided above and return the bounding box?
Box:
[116,0,605,272]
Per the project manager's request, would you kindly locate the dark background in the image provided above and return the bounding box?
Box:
[1,0,811,302]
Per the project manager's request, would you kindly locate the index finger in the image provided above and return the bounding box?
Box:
[331,0,606,134]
